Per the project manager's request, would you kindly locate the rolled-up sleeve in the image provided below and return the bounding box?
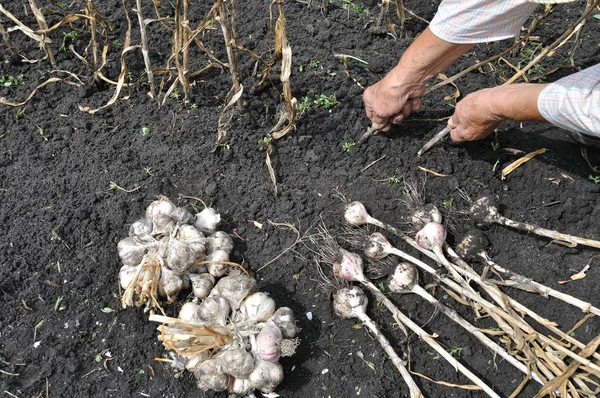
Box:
[538,64,600,137]
[430,0,538,44]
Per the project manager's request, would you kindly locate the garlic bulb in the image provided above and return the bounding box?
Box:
[129,217,153,241]
[270,307,298,339]
[185,352,210,372]
[158,267,183,301]
[220,348,255,378]
[176,224,205,243]
[178,302,203,324]
[333,248,364,282]
[146,195,175,218]
[210,274,257,310]
[117,237,147,266]
[388,263,419,294]
[363,232,389,260]
[151,213,175,236]
[229,377,253,396]
[411,203,443,228]
[195,207,221,235]
[206,231,234,254]
[189,273,215,299]
[344,201,370,226]
[240,292,276,322]
[171,206,194,224]
[166,238,196,275]
[333,286,368,319]
[206,249,230,277]
[256,322,283,363]
[119,265,138,290]
[415,222,447,252]
[249,359,284,393]
[194,359,229,392]
[197,296,230,326]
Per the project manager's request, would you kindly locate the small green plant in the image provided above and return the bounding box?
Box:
[190,103,198,109]
[54,296,63,312]
[143,166,153,175]
[1,74,25,87]
[342,141,356,152]
[386,176,402,184]
[258,136,272,151]
[217,141,231,150]
[141,127,151,136]
[314,94,339,109]
[39,128,48,142]
[446,347,463,357]
[169,87,182,101]
[308,59,320,69]
[59,30,78,52]
[492,159,501,173]
[442,197,454,208]
[340,0,369,16]
[297,96,311,116]
[109,181,141,193]
[588,175,600,184]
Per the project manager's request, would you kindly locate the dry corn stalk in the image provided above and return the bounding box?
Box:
[134,0,156,97]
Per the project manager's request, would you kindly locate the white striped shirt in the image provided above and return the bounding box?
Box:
[430,0,600,137]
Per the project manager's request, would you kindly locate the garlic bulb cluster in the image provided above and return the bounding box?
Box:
[118,195,231,310]
[151,272,299,396]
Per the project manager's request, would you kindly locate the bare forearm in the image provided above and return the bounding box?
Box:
[492,84,547,122]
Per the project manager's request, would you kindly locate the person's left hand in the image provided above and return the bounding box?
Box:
[448,88,504,142]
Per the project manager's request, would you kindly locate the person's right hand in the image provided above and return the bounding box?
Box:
[363,67,426,131]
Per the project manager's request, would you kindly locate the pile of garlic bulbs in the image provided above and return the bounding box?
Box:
[117,196,299,395]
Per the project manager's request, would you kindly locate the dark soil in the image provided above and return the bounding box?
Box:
[1,1,600,397]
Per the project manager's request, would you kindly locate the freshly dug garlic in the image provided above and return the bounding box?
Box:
[415,221,449,264]
[189,273,215,299]
[197,296,230,326]
[146,195,175,218]
[166,238,196,275]
[249,359,284,393]
[158,267,183,301]
[220,348,255,378]
[119,265,138,290]
[152,213,175,236]
[194,358,229,392]
[333,248,365,282]
[388,262,419,294]
[178,302,203,324]
[171,206,194,224]
[184,352,210,372]
[117,237,147,266]
[363,232,389,260]
[229,377,253,396]
[411,203,443,228]
[129,217,154,241]
[206,231,234,254]
[256,322,283,363]
[195,207,221,235]
[333,286,367,319]
[176,224,205,243]
[210,274,257,310]
[240,292,276,322]
[270,307,298,338]
[206,249,230,278]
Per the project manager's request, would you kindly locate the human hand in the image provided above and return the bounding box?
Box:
[363,67,425,131]
[448,88,504,142]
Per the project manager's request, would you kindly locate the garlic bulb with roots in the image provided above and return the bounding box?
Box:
[228,377,253,396]
[210,274,257,310]
[333,286,368,319]
[129,217,153,241]
[219,348,255,378]
[256,322,283,363]
[146,195,175,219]
[119,265,137,290]
[411,203,443,228]
[333,248,365,282]
[206,249,230,278]
[194,358,229,392]
[166,238,197,275]
[195,207,221,235]
[189,273,215,299]
[388,262,419,294]
[415,221,449,265]
[249,359,284,393]
[178,301,204,324]
[197,296,230,326]
[240,292,276,322]
[363,232,391,260]
[205,231,234,254]
[344,201,384,227]
[270,307,298,338]
[171,206,194,224]
[117,237,147,267]
[151,213,175,236]
[158,267,184,301]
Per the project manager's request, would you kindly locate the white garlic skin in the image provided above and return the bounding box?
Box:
[229,377,253,396]
[220,348,255,378]
[151,213,175,236]
[128,217,153,241]
[178,301,203,324]
[197,296,230,326]
[364,232,389,260]
[270,307,298,338]
[256,323,283,363]
[166,238,196,275]
[249,360,284,393]
[194,359,229,392]
[210,274,257,310]
[117,237,146,266]
[171,206,194,224]
[184,352,210,372]
[415,221,447,251]
[189,273,215,299]
[119,265,138,290]
[333,286,368,319]
[240,292,276,322]
[333,249,364,282]
[195,207,221,235]
[206,231,234,254]
[158,267,183,301]
[146,196,175,218]
[388,262,419,294]
[344,201,369,226]
[206,249,230,277]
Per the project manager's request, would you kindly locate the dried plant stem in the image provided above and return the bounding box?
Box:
[135,0,155,97]
[361,278,501,397]
[354,307,423,397]
[488,213,600,249]
[217,1,242,108]
[479,253,600,317]
[85,0,99,69]
[28,0,55,65]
